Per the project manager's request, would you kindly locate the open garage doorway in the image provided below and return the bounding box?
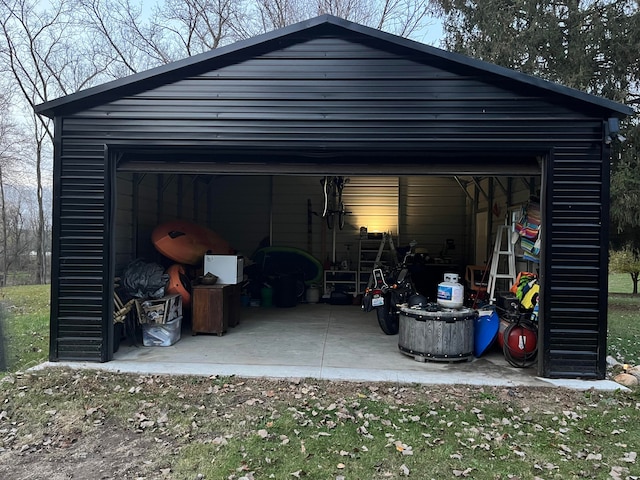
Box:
[112,161,544,381]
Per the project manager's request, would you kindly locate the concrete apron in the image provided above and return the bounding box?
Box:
[44,304,622,390]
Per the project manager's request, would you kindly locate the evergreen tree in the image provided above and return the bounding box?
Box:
[433,0,640,236]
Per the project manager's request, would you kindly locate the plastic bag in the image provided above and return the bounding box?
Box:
[122,259,169,299]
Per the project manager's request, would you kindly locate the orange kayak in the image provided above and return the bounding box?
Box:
[152,220,233,265]
[166,263,192,309]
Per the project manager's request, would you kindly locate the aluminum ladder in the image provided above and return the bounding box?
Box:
[366,232,397,289]
[487,225,517,305]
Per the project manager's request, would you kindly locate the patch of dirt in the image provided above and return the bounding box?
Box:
[0,423,172,480]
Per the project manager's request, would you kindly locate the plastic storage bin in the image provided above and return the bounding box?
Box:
[142,316,182,346]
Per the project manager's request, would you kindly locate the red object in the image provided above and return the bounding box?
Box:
[166,264,192,309]
[497,318,510,349]
[152,220,233,265]
[504,323,537,359]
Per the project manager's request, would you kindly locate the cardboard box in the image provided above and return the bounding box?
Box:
[204,255,244,284]
[135,294,182,325]
[142,316,182,346]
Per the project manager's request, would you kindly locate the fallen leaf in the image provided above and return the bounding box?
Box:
[257,429,268,439]
[621,451,637,463]
[400,464,410,476]
[453,467,473,477]
[609,465,629,480]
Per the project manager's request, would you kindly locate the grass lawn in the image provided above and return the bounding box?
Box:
[0,281,639,479]
[0,284,50,373]
[607,274,640,366]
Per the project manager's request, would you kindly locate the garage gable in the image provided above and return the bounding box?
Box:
[37,15,631,121]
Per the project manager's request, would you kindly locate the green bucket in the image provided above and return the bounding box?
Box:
[260,287,273,307]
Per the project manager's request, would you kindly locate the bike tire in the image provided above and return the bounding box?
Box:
[321,176,329,217]
[376,302,399,335]
[326,211,335,230]
[338,202,345,230]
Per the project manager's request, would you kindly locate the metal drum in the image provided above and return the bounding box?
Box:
[399,305,476,362]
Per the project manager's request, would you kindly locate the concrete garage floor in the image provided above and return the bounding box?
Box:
[49,304,621,390]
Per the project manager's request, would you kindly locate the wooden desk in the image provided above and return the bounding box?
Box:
[191,283,241,336]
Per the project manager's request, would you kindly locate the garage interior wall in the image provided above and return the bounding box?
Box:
[115,172,535,280]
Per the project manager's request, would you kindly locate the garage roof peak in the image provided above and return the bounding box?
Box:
[35,14,633,119]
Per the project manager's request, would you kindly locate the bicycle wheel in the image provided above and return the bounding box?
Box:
[338,202,345,230]
[321,176,330,217]
[326,211,335,230]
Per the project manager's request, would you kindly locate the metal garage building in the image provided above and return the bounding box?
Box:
[36,15,632,379]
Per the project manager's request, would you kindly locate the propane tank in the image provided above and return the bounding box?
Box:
[437,273,464,309]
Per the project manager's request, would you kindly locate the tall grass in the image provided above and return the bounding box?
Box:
[609,272,636,294]
[0,284,50,373]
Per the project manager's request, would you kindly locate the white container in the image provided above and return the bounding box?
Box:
[142,316,182,346]
[204,255,244,284]
[305,286,321,303]
[437,273,464,309]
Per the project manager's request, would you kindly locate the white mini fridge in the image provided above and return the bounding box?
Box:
[203,255,244,284]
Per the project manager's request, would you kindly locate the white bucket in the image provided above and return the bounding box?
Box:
[305,286,321,303]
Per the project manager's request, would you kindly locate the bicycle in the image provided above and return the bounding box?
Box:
[321,176,350,230]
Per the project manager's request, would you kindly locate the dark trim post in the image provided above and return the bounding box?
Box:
[598,139,611,378]
[539,150,552,377]
[48,117,64,362]
[101,146,117,362]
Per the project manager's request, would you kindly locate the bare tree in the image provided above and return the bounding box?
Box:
[76,0,439,72]
[155,0,248,55]
[76,0,174,75]
[0,0,438,287]
[0,91,31,285]
[76,0,251,72]
[253,0,437,38]
[0,0,110,283]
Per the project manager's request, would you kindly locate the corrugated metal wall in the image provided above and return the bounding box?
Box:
[51,137,108,360]
[115,174,403,270]
[399,177,467,265]
[544,144,608,378]
[49,29,611,377]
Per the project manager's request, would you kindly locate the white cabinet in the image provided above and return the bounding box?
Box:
[323,270,358,295]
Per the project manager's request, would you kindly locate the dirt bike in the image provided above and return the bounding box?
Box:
[362,248,418,335]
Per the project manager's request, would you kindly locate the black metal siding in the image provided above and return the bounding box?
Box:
[541,142,609,378]
[51,34,610,376]
[51,134,111,361]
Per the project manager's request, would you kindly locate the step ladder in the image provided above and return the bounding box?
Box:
[487,225,517,305]
[366,232,397,290]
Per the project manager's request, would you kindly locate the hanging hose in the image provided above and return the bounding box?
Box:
[502,317,538,368]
